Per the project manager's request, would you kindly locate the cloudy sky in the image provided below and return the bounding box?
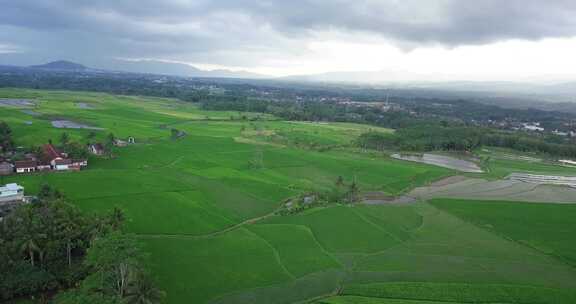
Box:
[1,0,576,80]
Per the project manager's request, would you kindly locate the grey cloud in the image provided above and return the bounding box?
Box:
[1,0,576,67]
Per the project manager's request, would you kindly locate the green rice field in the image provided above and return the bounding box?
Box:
[2,88,576,304]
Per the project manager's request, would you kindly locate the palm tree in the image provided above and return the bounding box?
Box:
[20,238,40,266]
[18,207,45,267]
[347,179,360,203]
[124,273,165,304]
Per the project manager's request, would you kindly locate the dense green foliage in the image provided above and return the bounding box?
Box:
[0,186,104,301]
[0,121,14,152]
[56,232,164,304]
[0,183,162,303]
[201,99,419,129]
[358,124,576,158]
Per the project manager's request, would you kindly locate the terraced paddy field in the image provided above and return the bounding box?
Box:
[2,88,576,304]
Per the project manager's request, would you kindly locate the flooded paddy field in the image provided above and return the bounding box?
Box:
[410,175,576,204]
[51,120,104,130]
[392,153,483,173]
[0,98,36,107]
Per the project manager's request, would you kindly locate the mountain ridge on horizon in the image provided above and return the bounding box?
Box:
[25,59,267,79]
[14,59,576,99]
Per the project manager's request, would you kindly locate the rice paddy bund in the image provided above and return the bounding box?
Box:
[2,88,576,304]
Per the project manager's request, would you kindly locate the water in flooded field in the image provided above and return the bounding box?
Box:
[392,153,483,173]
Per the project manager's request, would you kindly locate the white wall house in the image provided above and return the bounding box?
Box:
[0,183,24,204]
[15,161,37,173]
[52,159,72,171]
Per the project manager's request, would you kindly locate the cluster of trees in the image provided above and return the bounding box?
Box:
[55,232,164,304]
[0,67,212,103]
[201,98,418,130]
[0,185,163,303]
[278,176,361,215]
[0,121,14,153]
[482,133,576,158]
[358,124,484,152]
[57,132,90,159]
[358,123,576,158]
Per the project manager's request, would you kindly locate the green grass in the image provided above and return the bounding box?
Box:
[347,203,576,293]
[317,296,444,304]
[249,224,342,277]
[430,199,576,266]
[3,88,576,304]
[239,121,393,149]
[264,206,401,254]
[212,269,344,304]
[142,228,293,304]
[342,282,576,304]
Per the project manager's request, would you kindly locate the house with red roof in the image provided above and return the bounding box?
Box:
[15,160,37,173]
[42,144,87,171]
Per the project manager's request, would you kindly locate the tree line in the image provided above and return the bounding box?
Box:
[357,124,576,158]
[200,98,419,129]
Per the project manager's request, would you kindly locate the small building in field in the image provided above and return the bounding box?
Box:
[0,183,24,204]
[114,139,128,147]
[54,158,72,171]
[70,159,88,170]
[0,162,12,176]
[114,137,135,147]
[0,183,25,220]
[88,143,105,155]
[36,161,52,171]
[15,160,37,173]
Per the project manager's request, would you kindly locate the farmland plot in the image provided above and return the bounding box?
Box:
[2,88,576,304]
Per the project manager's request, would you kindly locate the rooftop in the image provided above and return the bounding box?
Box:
[14,160,37,168]
[0,183,24,197]
[43,144,62,160]
[54,159,72,165]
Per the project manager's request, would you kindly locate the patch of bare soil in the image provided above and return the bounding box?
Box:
[51,120,104,130]
[0,99,36,107]
[429,175,469,187]
[76,102,94,109]
[391,153,484,173]
[361,191,418,205]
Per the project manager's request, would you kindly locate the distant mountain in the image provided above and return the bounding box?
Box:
[26,59,267,79]
[106,59,266,79]
[29,60,88,71]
